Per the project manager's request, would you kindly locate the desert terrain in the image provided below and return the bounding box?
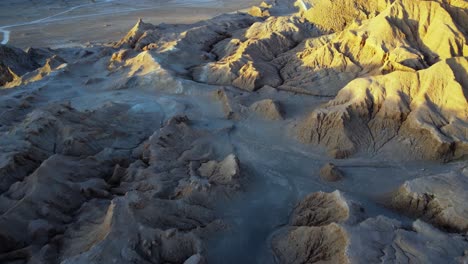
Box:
[0,0,467,263]
[0,0,262,48]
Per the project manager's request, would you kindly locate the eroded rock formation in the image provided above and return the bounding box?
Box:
[272,190,468,264]
[1,0,467,263]
[0,111,246,263]
[271,191,350,264]
[298,57,468,161]
[386,168,468,232]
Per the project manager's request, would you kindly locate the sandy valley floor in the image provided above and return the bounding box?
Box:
[0,0,262,48]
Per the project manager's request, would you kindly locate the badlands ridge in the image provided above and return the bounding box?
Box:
[0,0,467,263]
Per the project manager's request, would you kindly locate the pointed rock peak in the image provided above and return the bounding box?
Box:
[0,63,19,86]
[43,55,66,70]
[115,18,157,49]
[132,18,153,31]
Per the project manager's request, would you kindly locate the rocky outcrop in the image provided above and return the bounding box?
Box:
[290,191,349,226]
[187,0,467,96]
[278,0,468,96]
[0,45,73,88]
[114,19,158,49]
[299,0,391,32]
[0,45,39,76]
[198,154,241,186]
[213,89,284,121]
[4,55,67,88]
[104,0,468,101]
[192,15,320,91]
[0,102,162,192]
[108,51,183,92]
[0,114,246,263]
[115,14,259,76]
[386,168,468,232]
[249,99,283,120]
[298,57,468,161]
[0,155,115,256]
[294,0,468,160]
[0,63,19,86]
[272,190,468,264]
[0,45,39,86]
[319,163,345,182]
[213,88,241,119]
[347,216,468,263]
[271,191,350,264]
[248,2,272,18]
[271,224,349,264]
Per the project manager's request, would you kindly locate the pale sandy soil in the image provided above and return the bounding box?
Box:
[0,0,262,48]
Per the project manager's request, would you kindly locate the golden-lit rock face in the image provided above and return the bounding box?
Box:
[280,0,467,96]
[290,0,468,160]
[192,15,319,91]
[177,0,465,161]
[187,0,467,100]
[299,57,468,160]
[300,0,391,32]
[114,18,158,50]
